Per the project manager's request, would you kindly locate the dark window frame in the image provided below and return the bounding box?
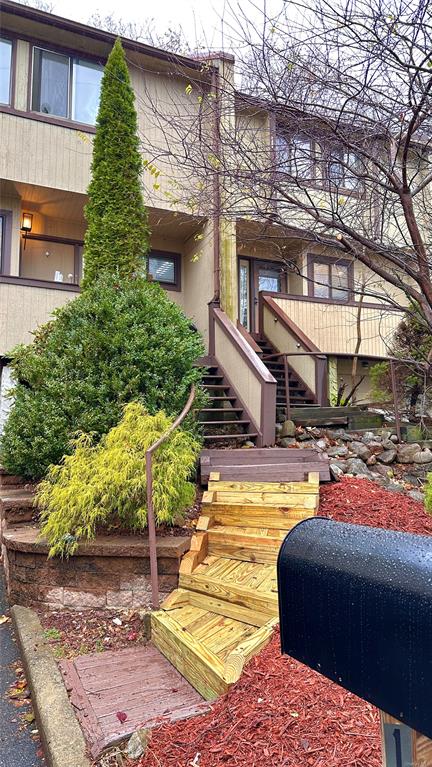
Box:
[19,232,83,286]
[147,250,181,292]
[0,210,13,275]
[307,254,354,302]
[0,35,15,107]
[30,43,103,127]
[275,131,318,183]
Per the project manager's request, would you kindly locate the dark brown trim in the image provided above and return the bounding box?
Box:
[148,250,181,292]
[261,294,321,353]
[0,274,80,291]
[235,319,262,354]
[19,232,84,286]
[260,289,402,312]
[307,253,354,301]
[0,209,13,275]
[0,103,97,133]
[0,33,16,108]
[0,0,211,73]
[21,232,84,246]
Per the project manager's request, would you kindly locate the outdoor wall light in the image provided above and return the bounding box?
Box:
[21,213,33,249]
[21,213,33,232]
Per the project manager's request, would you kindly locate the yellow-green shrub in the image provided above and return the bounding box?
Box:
[37,402,201,557]
[425,473,432,515]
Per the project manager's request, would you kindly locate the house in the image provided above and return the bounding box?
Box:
[0,0,405,445]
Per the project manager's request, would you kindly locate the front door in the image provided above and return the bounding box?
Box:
[238,258,286,332]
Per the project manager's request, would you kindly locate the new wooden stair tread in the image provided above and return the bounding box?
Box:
[152,471,320,700]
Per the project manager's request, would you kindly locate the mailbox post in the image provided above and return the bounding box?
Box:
[277,518,432,766]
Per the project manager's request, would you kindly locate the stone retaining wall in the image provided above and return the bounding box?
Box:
[2,528,191,611]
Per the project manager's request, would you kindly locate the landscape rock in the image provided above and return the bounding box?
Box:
[361,432,377,444]
[381,439,395,451]
[346,457,373,477]
[242,440,255,448]
[413,449,432,464]
[297,431,312,441]
[315,439,328,450]
[390,434,399,443]
[407,490,425,502]
[127,729,152,759]
[366,455,377,466]
[377,448,397,464]
[327,445,349,458]
[279,437,296,448]
[373,464,393,478]
[349,442,372,461]
[387,482,405,493]
[330,463,345,478]
[397,444,421,463]
[329,429,353,442]
[331,460,348,472]
[280,420,296,438]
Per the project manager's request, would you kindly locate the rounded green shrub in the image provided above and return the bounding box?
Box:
[37,403,201,557]
[0,275,204,479]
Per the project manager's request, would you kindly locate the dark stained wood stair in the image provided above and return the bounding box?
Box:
[255,337,316,415]
[198,364,258,446]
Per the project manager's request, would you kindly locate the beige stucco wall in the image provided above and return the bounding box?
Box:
[262,301,316,394]
[0,282,77,355]
[183,219,214,345]
[272,296,403,356]
[214,320,262,427]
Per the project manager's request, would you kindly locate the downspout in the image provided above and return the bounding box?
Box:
[211,66,221,303]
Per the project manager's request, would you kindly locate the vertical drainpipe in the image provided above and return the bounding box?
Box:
[211,66,221,303]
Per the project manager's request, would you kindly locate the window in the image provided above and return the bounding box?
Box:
[31,47,103,125]
[148,252,180,289]
[0,211,11,274]
[310,257,351,301]
[239,258,251,329]
[275,133,314,180]
[0,38,12,105]
[20,236,82,284]
[327,149,360,190]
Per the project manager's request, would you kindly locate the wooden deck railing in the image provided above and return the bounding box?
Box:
[145,385,196,609]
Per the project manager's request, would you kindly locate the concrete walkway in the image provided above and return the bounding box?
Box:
[0,572,45,767]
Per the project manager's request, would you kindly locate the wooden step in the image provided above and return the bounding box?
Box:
[199,408,244,414]
[203,489,319,509]
[152,591,277,699]
[206,525,285,564]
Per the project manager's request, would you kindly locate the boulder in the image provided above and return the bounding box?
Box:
[279,437,297,448]
[331,460,348,472]
[361,432,377,443]
[387,482,405,493]
[349,441,372,461]
[346,457,373,477]
[330,430,353,442]
[280,419,296,438]
[407,490,425,503]
[327,445,349,458]
[366,455,377,466]
[397,443,421,463]
[381,439,396,451]
[315,439,328,450]
[330,463,345,479]
[127,729,152,759]
[413,449,432,464]
[377,448,397,464]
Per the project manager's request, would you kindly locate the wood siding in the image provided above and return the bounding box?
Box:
[272,296,403,356]
[0,282,77,355]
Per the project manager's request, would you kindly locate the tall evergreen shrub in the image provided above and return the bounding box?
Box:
[82,38,150,287]
[0,277,204,479]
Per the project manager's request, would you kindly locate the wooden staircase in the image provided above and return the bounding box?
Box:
[151,472,320,700]
[255,337,316,413]
[198,363,258,446]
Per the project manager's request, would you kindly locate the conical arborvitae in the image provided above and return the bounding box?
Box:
[82,38,150,287]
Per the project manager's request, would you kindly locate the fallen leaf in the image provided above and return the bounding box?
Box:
[0,615,10,625]
[23,712,35,723]
[127,631,138,641]
[116,711,127,723]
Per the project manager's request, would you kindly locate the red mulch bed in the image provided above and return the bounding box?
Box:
[135,477,430,767]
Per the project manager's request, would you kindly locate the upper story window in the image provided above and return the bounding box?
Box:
[275,133,315,181]
[148,252,180,290]
[0,38,13,105]
[327,148,361,190]
[31,47,103,125]
[309,257,352,301]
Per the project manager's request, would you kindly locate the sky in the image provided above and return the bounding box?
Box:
[49,0,243,51]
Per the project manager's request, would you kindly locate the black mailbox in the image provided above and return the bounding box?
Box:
[278,517,432,738]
